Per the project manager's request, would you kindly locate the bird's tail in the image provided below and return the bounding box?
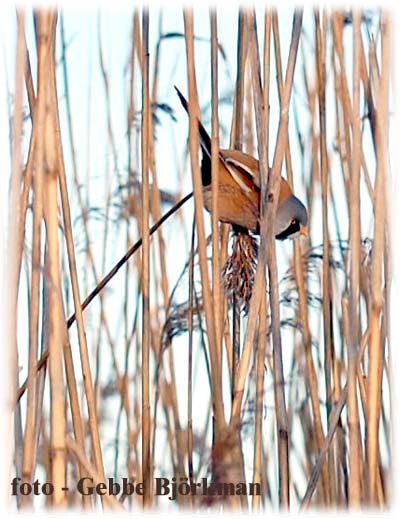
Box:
[174,86,212,157]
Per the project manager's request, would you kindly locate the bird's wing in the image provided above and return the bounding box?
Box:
[175,88,255,194]
[175,87,293,203]
[222,149,293,203]
[221,149,260,193]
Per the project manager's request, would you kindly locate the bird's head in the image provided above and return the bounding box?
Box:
[275,194,308,240]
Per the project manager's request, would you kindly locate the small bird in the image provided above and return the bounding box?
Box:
[175,87,308,240]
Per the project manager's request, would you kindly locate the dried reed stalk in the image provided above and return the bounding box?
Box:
[347,9,363,507]
[36,11,67,507]
[252,289,268,511]
[53,16,106,508]
[367,13,390,506]
[230,8,248,397]
[187,219,196,502]
[21,15,43,504]
[7,9,26,508]
[210,7,223,377]
[229,9,302,509]
[252,11,271,511]
[314,8,334,504]
[265,11,303,507]
[183,7,225,431]
[141,7,152,507]
[66,436,124,509]
[274,10,331,503]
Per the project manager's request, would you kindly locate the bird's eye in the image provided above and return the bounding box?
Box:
[276,218,301,240]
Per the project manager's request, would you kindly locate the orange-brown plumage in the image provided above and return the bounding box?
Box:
[175,87,308,238]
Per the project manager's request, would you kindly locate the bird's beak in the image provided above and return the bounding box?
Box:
[299,226,309,237]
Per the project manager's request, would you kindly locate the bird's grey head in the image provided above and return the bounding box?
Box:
[275,195,308,240]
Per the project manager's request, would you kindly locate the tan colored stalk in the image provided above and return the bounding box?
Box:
[60,13,124,410]
[66,436,124,509]
[7,9,26,508]
[315,7,333,422]
[274,9,330,504]
[232,8,248,151]
[347,10,363,506]
[231,9,303,508]
[141,8,152,507]
[59,331,91,508]
[252,10,271,511]
[264,11,303,508]
[301,328,369,509]
[21,12,44,505]
[332,14,375,207]
[17,9,36,114]
[314,8,333,504]
[332,14,352,206]
[14,12,37,307]
[144,21,186,486]
[183,7,225,431]
[187,220,196,500]
[262,8,271,145]
[36,11,67,507]
[19,11,48,506]
[230,8,248,396]
[367,14,390,506]
[52,14,106,494]
[252,286,268,511]
[210,7,223,371]
[119,11,137,481]
[300,383,349,510]
[150,11,163,101]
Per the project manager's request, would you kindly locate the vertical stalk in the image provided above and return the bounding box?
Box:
[183,7,225,431]
[348,9,362,507]
[314,8,333,505]
[36,11,67,507]
[232,8,302,508]
[275,11,331,503]
[187,219,196,502]
[233,8,248,151]
[210,6,222,388]
[21,11,44,505]
[231,8,248,397]
[7,9,26,508]
[367,13,389,506]
[253,10,271,510]
[141,7,152,508]
[252,288,268,511]
[266,11,303,507]
[52,13,104,506]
